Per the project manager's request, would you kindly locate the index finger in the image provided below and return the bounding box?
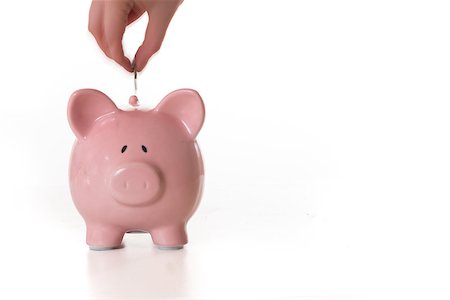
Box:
[103,1,133,72]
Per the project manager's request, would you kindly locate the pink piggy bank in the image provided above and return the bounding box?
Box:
[68,89,205,250]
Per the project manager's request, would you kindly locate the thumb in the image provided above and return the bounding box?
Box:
[134,3,178,72]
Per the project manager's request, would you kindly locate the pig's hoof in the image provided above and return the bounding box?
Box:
[89,244,123,251]
[156,245,184,250]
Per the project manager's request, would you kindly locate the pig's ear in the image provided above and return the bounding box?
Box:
[68,89,118,139]
[155,89,205,139]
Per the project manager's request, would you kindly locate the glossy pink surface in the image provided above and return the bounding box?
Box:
[68,89,205,250]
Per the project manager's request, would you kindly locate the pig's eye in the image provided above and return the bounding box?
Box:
[121,145,128,153]
[141,145,148,153]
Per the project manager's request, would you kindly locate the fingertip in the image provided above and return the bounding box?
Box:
[121,63,133,73]
[118,56,133,72]
[106,52,132,72]
[106,42,132,72]
[134,60,147,72]
[134,58,148,72]
[134,48,157,72]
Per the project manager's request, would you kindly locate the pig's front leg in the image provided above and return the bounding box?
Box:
[150,224,187,249]
[86,224,125,250]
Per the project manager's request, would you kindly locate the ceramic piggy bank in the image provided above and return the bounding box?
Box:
[68,89,205,250]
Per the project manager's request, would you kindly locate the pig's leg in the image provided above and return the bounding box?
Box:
[86,224,125,250]
[150,224,187,249]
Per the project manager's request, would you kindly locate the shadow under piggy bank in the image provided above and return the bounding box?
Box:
[87,234,190,299]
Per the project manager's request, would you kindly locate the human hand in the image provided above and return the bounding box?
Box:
[88,0,183,72]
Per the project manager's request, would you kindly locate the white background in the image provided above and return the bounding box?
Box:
[0,0,449,299]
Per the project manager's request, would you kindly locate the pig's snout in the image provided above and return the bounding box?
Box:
[110,163,162,206]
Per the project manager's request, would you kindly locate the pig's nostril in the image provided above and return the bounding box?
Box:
[122,181,149,190]
[121,145,128,153]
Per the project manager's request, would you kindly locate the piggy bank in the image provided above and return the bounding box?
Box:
[67,89,205,250]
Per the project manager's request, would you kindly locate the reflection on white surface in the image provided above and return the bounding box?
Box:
[87,234,190,299]
[3,173,450,299]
